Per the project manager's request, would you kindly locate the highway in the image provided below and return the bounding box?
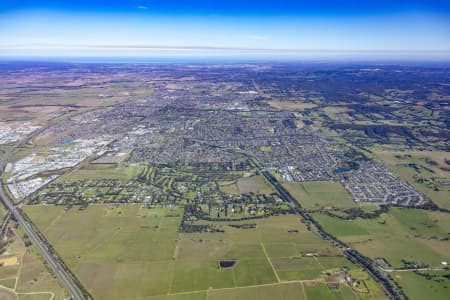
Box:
[0,130,87,300]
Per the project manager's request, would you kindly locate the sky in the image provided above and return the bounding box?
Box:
[1,1,450,60]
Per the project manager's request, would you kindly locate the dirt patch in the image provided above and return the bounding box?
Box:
[0,256,18,267]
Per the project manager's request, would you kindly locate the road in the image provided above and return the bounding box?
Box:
[260,169,406,300]
[0,128,87,300]
[196,144,405,299]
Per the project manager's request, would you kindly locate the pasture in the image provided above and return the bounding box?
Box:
[373,150,450,210]
[391,270,450,300]
[312,207,450,299]
[24,205,386,299]
[267,100,317,111]
[283,181,357,210]
[312,208,450,268]
[62,164,144,182]
[0,225,66,300]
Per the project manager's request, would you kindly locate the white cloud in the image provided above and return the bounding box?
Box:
[137,5,148,10]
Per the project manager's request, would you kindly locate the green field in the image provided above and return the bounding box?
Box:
[24,205,387,299]
[283,181,358,210]
[391,270,450,300]
[24,205,181,299]
[62,163,144,182]
[311,207,450,299]
[312,208,450,268]
[373,150,450,210]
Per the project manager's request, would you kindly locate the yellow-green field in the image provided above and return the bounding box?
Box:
[24,205,387,299]
[24,205,181,299]
[283,181,358,210]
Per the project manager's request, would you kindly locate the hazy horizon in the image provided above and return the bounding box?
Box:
[1,1,450,60]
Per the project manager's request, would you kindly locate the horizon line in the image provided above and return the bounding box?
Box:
[2,43,450,53]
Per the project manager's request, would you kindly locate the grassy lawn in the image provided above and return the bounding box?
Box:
[283,181,357,210]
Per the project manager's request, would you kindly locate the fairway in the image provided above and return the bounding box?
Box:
[24,205,386,299]
[283,181,357,210]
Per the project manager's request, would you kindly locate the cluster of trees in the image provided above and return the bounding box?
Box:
[179,204,224,233]
[401,259,428,269]
[311,206,389,221]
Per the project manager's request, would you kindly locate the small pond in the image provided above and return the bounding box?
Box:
[218,260,238,268]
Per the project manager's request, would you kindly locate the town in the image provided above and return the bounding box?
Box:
[0,62,448,300]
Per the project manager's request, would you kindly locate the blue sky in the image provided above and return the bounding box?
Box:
[1,1,449,59]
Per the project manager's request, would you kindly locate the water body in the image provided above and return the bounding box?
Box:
[218,260,237,268]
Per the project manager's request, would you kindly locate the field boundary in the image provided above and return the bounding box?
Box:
[260,242,281,283]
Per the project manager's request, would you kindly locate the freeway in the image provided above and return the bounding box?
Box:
[0,130,87,300]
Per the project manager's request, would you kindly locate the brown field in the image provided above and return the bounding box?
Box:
[237,176,274,195]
